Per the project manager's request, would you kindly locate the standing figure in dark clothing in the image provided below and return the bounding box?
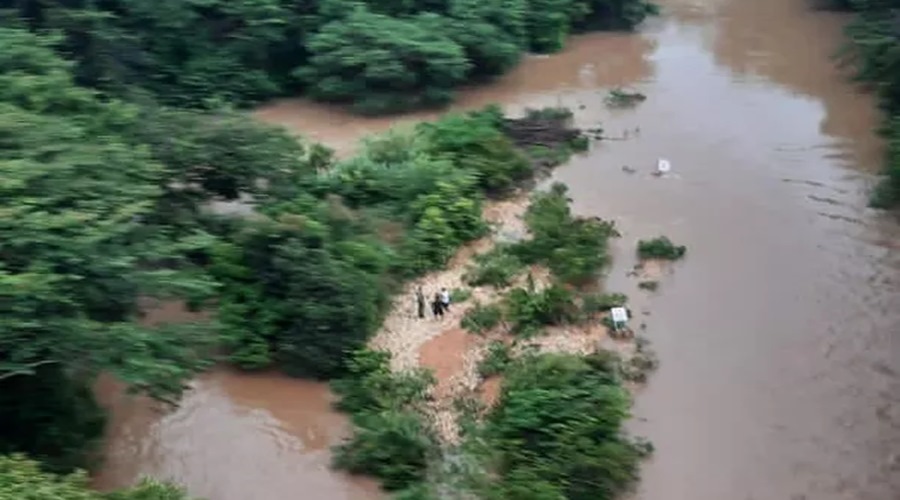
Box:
[416,287,426,319]
[432,293,444,319]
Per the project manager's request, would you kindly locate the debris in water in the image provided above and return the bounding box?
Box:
[604,88,648,108]
[654,158,671,176]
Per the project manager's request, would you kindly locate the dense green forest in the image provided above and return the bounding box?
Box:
[832,0,900,207]
[0,0,656,113]
[0,0,648,491]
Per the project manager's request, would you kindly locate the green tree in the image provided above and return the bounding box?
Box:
[0,27,215,400]
[298,7,470,114]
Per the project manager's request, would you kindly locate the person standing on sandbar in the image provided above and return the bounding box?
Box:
[432,292,444,319]
[415,287,426,319]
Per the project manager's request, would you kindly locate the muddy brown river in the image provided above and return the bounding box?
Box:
[95,0,900,499]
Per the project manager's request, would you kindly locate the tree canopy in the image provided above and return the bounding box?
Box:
[0,0,657,112]
[0,27,216,399]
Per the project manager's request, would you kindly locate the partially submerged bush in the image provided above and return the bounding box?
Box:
[638,280,659,291]
[333,410,435,490]
[513,183,618,284]
[637,236,687,260]
[605,88,648,107]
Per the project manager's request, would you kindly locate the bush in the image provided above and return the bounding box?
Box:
[513,183,618,284]
[451,288,473,303]
[332,350,434,415]
[464,246,524,288]
[638,280,659,291]
[504,278,578,335]
[334,410,435,490]
[461,303,504,334]
[581,292,628,317]
[481,352,643,500]
[478,341,512,377]
[418,110,533,194]
[636,236,687,260]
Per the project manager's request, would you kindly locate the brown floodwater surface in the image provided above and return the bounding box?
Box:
[93,369,382,500]
[99,0,900,498]
[93,303,382,500]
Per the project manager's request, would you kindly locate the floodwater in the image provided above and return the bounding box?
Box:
[92,302,382,500]
[96,0,900,498]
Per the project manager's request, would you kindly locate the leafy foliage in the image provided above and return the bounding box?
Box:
[299,7,470,114]
[636,236,687,260]
[513,183,619,284]
[1,0,656,113]
[464,246,525,288]
[417,108,533,194]
[478,341,512,377]
[0,454,192,500]
[0,28,216,400]
[332,350,437,491]
[580,292,628,316]
[461,303,505,334]
[479,353,643,500]
[504,277,578,336]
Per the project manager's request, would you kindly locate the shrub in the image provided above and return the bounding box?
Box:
[581,292,628,317]
[464,246,524,288]
[504,278,578,335]
[481,352,643,500]
[636,236,687,260]
[334,410,435,490]
[332,350,434,415]
[451,288,473,303]
[638,280,659,291]
[513,183,618,284]
[478,341,512,377]
[418,110,532,194]
[461,303,504,334]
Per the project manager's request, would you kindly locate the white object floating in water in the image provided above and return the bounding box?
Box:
[656,158,672,174]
